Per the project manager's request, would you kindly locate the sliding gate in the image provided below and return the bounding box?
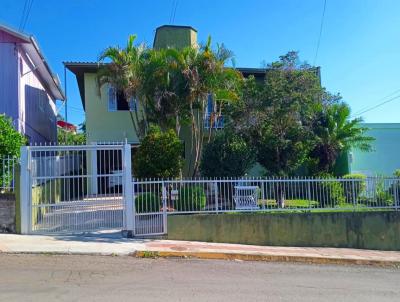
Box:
[23,144,129,234]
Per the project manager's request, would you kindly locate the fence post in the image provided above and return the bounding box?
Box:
[352,179,356,209]
[20,146,30,234]
[162,182,167,234]
[123,142,134,237]
[395,179,399,210]
[307,180,312,211]
[90,142,98,195]
[214,181,219,213]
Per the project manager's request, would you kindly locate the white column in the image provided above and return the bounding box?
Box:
[123,142,134,236]
[20,146,30,234]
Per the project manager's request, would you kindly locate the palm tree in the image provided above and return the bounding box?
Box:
[310,102,374,173]
[97,35,148,138]
[98,34,242,176]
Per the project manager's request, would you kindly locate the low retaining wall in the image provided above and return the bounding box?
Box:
[167,211,400,251]
[0,193,16,233]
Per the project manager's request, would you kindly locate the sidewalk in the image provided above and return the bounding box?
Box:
[0,232,400,267]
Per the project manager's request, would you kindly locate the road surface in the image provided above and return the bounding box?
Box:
[0,254,399,301]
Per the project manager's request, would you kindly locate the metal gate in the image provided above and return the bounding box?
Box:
[133,179,167,236]
[21,144,130,234]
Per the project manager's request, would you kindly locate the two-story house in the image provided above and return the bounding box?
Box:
[65,25,271,175]
[65,25,322,176]
[0,24,65,144]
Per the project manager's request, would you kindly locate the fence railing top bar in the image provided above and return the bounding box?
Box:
[132,176,400,184]
[28,144,126,151]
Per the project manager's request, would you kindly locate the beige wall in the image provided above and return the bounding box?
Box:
[84,73,140,144]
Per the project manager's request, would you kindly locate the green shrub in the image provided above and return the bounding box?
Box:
[389,170,400,206]
[312,173,345,207]
[135,193,161,213]
[375,179,394,207]
[133,125,183,178]
[0,115,26,189]
[342,173,366,203]
[176,185,206,211]
[200,130,255,177]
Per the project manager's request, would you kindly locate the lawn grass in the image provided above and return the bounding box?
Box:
[225,199,396,215]
[259,199,319,208]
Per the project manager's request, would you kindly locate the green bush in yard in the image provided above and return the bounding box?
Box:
[342,173,366,203]
[312,173,345,207]
[133,125,183,178]
[135,193,161,213]
[390,170,400,206]
[200,130,255,177]
[175,185,206,211]
[0,115,26,189]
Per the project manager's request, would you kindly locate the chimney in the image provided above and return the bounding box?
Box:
[153,25,197,49]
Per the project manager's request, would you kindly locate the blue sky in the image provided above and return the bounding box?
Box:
[1,0,399,126]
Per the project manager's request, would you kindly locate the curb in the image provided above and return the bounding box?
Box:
[135,250,400,267]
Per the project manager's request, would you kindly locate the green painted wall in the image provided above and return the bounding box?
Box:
[84,73,141,144]
[167,211,400,250]
[349,123,400,176]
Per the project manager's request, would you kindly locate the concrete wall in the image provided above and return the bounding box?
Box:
[350,123,400,176]
[167,212,400,251]
[0,193,15,233]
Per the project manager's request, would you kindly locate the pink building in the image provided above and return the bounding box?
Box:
[0,24,65,144]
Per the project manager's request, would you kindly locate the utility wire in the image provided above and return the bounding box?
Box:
[20,0,34,31]
[18,0,28,31]
[169,0,176,23]
[313,0,327,65]
[171,0,179,24]
[351,94,400,118]
[352,88,400,116]
[169,0,179,24]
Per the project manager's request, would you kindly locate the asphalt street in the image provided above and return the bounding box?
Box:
[0,254,399,302]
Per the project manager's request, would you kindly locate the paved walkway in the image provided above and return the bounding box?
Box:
[0,232,400,266]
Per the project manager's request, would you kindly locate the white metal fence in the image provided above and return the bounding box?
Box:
[132,176,400,214]
[0,155,17,193]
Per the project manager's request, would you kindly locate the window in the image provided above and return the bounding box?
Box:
[108,86,138,112]
[129,97,138,111]
[204,94,224,129]
[108,86,117,111]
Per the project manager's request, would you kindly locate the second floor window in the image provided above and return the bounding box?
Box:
[204,94,224,129]
[108,86,138,112]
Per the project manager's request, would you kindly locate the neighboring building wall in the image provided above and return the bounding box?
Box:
[18,50,57,143]
[84,73,140,144]
[349,123,400,176]
[0,43,19,126]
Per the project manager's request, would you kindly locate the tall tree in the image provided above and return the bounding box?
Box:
[232,51,322,176]
[310,102,374,173]
[98,35,148,138]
